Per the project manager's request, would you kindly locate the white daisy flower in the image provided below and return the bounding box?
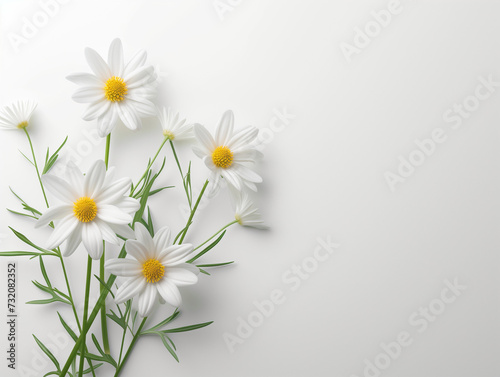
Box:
[67,38,158,137]
[193,110,262,193]
[36,160,140,259]
[232,190,268,229]
[0,100,37,130]
[157,106,192,141]
[105,223,199,317]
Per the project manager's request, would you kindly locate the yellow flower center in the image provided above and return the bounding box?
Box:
[163,130,175,140]
[104,76,128,102]
[17,121,28,129]
[142,258,165,283]
[73,197,97,223]
[211,146,233,169]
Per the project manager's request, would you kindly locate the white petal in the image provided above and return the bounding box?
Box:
[215,110,234,146]
[126,95,156,116]
[105,258,141,277]
[165,265,198,286]
[117,102,141,131]
[134,223,154,251]
[109,223,135,239]
[221,169,242,191]
[125,239,149,263]
[138,284,158,317]
[66,72,103,87]
[65,161,84,189]
[115,197,140,214]
[153,226,171,252]
[82,99,110,122]
[115,276,146,304]
[72,87,104,103]
[194,124,216,151]
[192,145,210,159]
[159,244,194,266]
[97,204,133,225]
[94,177,131,204]
[227,126,258,151]
[63,227,82,257]
[84,47,111,81]
[46,215,79,249]
[94,219,119,244]
[232,163,262,183]
[36,205,72,228]
[84,160,106,197]
[82,221,103,259]
[124,65,155,89]
[108,38,124,76]
[42,175,77,203]
[157,279,181,307]
[97,108,118,137]
[123,49,147,77]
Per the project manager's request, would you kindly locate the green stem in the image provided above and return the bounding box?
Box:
[79,256,93,377]
[169,140,192,208]
[100,134,111,354]
[193,220,238,252]
[104,134,111,169]
[117,306,132,365]
[114,318,147,377]
[60,246,127,377]
[24,128,48,208]
[178,179,209,244]
[132,137,169,196]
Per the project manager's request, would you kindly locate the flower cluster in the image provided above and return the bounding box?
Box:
[0,38,267,376]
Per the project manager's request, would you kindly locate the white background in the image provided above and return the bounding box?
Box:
[1,0,500,376]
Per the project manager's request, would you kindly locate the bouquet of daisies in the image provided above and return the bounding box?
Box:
[0,39,266,377]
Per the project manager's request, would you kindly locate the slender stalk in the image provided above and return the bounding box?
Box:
[104,134,111,169]
[23,128,48,207]
[178,179,209,244]
[132,137,169,195]
[99,134,112,354]
[193,220,238,252]
[114,318,147,377]
[60,246,126,377]
[79,256,93,377]
[169,140,192,208]
[117,307,132,365]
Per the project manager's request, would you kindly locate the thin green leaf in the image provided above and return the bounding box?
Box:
[7,209,38,219]
[19,149,34,166]
[187,231,226,263]
[93,274,115,299]
[57,312,78,342]
[162,321,213,334]
[0,251,44,257]
[9,227,56,255]
[159,333,179,362]
[142,309,180,334]
[33,335,61,371]
[197,261,234,268]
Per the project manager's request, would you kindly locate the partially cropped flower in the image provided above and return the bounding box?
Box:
[36,160,139,259]
[158,107,192,141]
[67,38,158,137]
[232,190,268,229]
[0,100,37,130]
[193,110,262,193]
[105,223,198,317]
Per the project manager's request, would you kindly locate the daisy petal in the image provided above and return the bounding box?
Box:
[165,265,198,286]
[215,110,234,146]
[123,49,147,77]
[117,102,142,131]
[46,215,79,249]
[97,204,133,225]
[232,163,262,183]
[42,175,77,203]
[134,223,155,251]
[105,258,142,277]
[138,284,158,317]
[108,38,124,76]
[84,160,106,197]
[63,227,82,257]
[97,107,118,137]
[36,205,72,228]
[125,239,149,263]
[95,177,131,204]
[194,124,216,151]
[82,99,111,122]
[153,226,171,252]
[157,279,182,307]
[227,126,259,151]
[115,276,146,304]
[82,221,103,259]
[66,73,103,87]
[85,47,111,81]
[159,244,194,266]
